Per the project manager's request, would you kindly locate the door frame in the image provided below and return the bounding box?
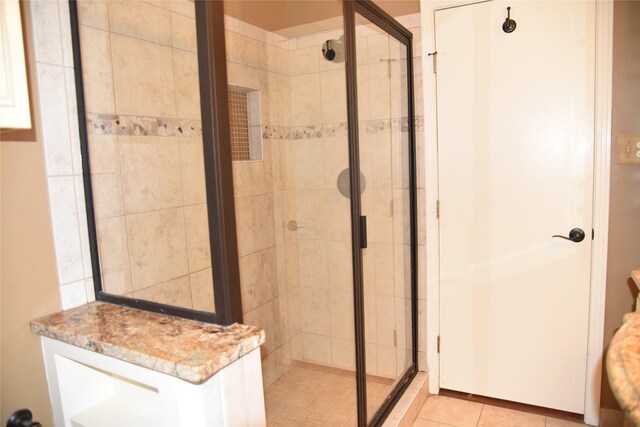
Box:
[419,0,613,425]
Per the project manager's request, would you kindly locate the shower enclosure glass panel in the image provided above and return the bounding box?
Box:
[73,0,215,313]
[353,11,414,424]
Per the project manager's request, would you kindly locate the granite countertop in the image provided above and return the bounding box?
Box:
[30,302,265,384]
[607,270,640,426]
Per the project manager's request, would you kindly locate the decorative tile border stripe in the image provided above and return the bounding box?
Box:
[87,113,424,140]
[87,113,202,138]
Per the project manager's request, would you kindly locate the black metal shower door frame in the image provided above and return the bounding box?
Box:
[68,0,244,326]
[343,1,420,425]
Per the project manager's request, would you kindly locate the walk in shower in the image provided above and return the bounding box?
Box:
[224,1,420,424]
[71,0,423,424]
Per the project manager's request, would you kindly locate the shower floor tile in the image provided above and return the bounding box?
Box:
[264,362,395,426]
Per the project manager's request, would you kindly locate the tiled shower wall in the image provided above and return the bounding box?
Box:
[76,0,214,311]
[224,16,301,387]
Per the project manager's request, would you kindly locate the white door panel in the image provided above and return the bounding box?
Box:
[436,0,594,413]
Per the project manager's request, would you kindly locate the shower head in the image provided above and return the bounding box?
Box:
[322,36,344,63]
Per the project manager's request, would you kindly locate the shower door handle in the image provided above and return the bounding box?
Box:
[360,216,368,249]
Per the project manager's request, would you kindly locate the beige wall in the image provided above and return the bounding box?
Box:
[1,5,60,424]
[0,137,60,427]
[601,0,640,410]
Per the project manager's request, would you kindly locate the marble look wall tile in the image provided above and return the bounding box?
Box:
[289,46,319,76]
[82,70,116,115]
[331,337,356,370]
[145,1,195,19]
[226,62,260,90]
[370,132,392,189]
[91,173,124,219]
[180,138,207,205]
[320,69,347,125]
[300,287,330,336]
[285,239,300,290]
[303,333,331,365]
[323,137,349,190]
[31,1,63,65]
[261,351,278,387]
[48,176,84,285]
[77,0,109,31]
[288,287,302,337]
[58,1,74,67]
[276,342,293,377]
[295,190,326,240]
[377,344,397,378]
[134,275,192,308]
[88,135,121,174]
[37,64,73,176]
[376,295,395,346]
[329,290,354,340]
[244,299,281,356]
[171,12,197,52]
[190,268,215,312]
[393,243,411,297]
[372,189,393,243]
[239,248,277,314]
[276,294,290,346]
[111,34,176,117]
[290,333,303,361]
[80,26,112,74]
[232,160,266,198]
[326,240,352,292]
[375,243,394,296]
[276,74,290,127]
[60,280,89,310]
[126,208,189,290]
[96,216,132,295]
[368,63,392,120]
[119,136,182,214]
[290,74,321,126]
[64,68,83,174]
[73,176,93,278]
[108,0,172,46]
[234,194,272,257]
[184,204,211,272]
[325,190,351,241]
[297,239,328,290]
[173,49,201,120]
[294,140,324,190]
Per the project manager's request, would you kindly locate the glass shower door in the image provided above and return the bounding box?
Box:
[347,5,417,424]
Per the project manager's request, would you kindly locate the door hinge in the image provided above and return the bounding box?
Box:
[592,229,595,240]
[428,51,438,74]
[437,335,441,353]
[436,200,440,219]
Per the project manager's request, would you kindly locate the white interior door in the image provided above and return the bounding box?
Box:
[436,0,595,413]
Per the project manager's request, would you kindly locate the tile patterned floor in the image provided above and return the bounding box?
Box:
[265,367,589,427]
[264,363,395,426]
[412,395,588,427]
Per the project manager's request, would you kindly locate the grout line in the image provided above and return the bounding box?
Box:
[476,403,485,427]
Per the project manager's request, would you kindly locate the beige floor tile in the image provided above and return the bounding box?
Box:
[545,418,586,427]
[416,395,483,427]
[478,405,545,427]
[412,418,453,427]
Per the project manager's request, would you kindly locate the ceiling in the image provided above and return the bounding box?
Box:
[223,0,420,36]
